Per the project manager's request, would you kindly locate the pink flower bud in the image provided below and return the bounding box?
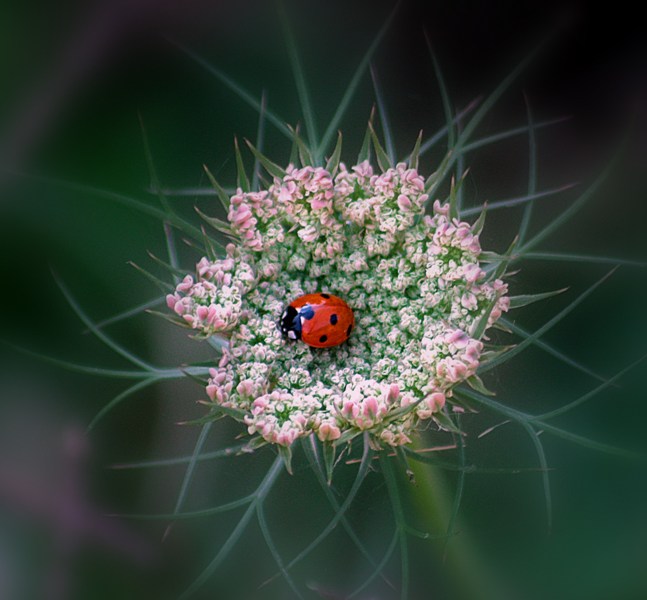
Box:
[177,275,194,293]
[231,205,253,226]
[464,264,483,283]
[237,380,255,397]
[397,194,412,210]
[446,329,469,348]
[363,396,379,419]
[316,420,338,441]
[426,392,446,413]
[310,194,330,210]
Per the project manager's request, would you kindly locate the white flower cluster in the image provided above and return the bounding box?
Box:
[168,160,510,447]
[167,251,256,336]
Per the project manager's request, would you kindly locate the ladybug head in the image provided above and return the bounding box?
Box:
[278,305,301,340]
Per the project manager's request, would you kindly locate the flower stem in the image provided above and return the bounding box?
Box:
[408,444,508,600]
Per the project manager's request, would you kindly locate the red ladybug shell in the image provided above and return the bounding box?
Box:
[282,293,354,348]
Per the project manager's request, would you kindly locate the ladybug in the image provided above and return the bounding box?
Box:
[279,292,355,348]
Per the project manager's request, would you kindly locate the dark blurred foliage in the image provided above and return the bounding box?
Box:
[1,1,646,599]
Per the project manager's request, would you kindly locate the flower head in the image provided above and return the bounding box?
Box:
[170,159,509,447]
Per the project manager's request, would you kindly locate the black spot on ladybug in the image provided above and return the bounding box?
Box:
[320,293,331,299]
[319,335,328,343]
[330,314,338,325]
[346,324,353,337]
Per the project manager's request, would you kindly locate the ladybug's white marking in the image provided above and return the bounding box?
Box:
[300,317,306,326]
[288,331,297,340]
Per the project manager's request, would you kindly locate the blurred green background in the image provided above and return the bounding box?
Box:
[1,1,646,599]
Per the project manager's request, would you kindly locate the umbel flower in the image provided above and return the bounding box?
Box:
[167,146,510,452]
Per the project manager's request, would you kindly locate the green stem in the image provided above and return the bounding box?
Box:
[407,439,508,600]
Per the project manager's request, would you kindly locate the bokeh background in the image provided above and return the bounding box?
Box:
[1,1,646,599]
